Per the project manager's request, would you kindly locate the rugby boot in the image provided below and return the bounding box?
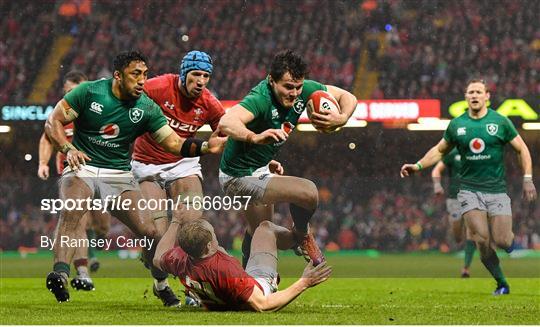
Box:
[89,258,100,273]
[153,284,181,307]
[299,233,325,266]
[493,284,510,295]
[70,276,95,291]
[46,271,70,303]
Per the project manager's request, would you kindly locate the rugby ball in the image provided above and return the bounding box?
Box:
[306,90,341,133]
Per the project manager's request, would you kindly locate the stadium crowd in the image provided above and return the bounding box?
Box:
[373,0,540,101]
[0,1,55,104]
[1,127,538,253]
[43,0,363,102]
[1,0,539,253]
[3,1,539,105]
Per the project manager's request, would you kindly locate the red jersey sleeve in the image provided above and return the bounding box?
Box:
[159,247,187,276]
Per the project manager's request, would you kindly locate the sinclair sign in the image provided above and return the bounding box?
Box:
[2,99,538,123]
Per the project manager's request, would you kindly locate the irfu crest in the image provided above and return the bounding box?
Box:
[129,107,144,123]
[486,123,498,136]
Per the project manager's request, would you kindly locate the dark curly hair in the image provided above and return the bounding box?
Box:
[113,51,148,72]
[270,49,308,81]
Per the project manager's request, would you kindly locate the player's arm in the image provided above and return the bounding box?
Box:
[153,218,181,271]
[431,161,446,195]
[246,261,332,312]
[218,104,287,144]
[37,132,54,180]
[310,85,357,130]
[153,125,227,157]
[509,135,537,201]
[400,138,453,178]
[44,99,90,170]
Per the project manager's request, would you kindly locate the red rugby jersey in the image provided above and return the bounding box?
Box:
[160,247,262,311]
[55,122,74,175]
[132,74,225,164]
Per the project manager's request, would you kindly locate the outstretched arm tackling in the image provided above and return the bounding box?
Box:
[152,218,180,271]
[246,261,332,312]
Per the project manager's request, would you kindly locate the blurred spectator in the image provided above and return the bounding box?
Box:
[1,126,538,252]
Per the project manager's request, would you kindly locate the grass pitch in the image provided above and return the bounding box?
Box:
[1,252,539,324]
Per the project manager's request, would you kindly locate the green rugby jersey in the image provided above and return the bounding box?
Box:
[441,148,462,198]
[220,78,326,177]
[443,109,518,193]
[64,78,168,171]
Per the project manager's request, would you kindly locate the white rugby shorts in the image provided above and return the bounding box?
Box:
[62,164,139,202]
[218,165,274,203]
[131,158,202,188]
[457,190,512,217]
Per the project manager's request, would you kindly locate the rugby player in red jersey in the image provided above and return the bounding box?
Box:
[153,218,332,311]
[131,51,225,306]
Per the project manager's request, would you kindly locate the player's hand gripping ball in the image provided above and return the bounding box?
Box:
[306,90,342,133]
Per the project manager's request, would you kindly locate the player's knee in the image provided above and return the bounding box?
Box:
[470,229,489,244]
[297,180,318,208]
[493,232,513,249]
[61,210,85,225]
[254,220,277,238]
[257,220,276,231]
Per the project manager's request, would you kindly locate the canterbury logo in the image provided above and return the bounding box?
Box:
[90,102,103,114]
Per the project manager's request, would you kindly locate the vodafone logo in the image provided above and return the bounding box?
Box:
[469,138,485,154]
[100,124,120,139]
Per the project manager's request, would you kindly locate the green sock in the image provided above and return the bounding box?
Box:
[464,240,476,268]
[86,229,97,259]
[481,250,508,287]
[53,262,70,278]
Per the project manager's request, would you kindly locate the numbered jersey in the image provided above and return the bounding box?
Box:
[160,247,261,311]
[132,74,225,164]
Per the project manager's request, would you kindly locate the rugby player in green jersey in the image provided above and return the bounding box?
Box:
[401,79,537,295]
[44,51,226,303]
[38,71,110,292]
[432,148,476,278]
[218,50,357,267]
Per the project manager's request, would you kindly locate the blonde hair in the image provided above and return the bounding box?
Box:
[465,78,488,93]
[177,219,213,259]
